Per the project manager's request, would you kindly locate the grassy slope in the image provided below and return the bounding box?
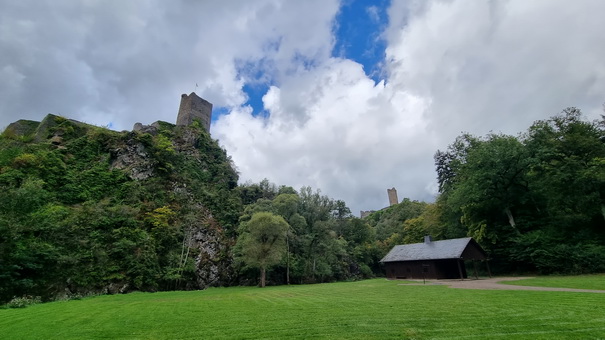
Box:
[1,279,604,339]
[501,274,605,290]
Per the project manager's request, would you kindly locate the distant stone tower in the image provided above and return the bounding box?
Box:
[387,188,398,206]
[177,92,212,132]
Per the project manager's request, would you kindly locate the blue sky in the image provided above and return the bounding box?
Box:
[239,0,390,119]
[332,0,389,82]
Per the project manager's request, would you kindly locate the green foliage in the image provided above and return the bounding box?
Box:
[367,198,429,241]
[435,108,605,274]
[4,295,41,309]
[0,119,242,302]
[236,182,379,285]
[236,178,280,205]
[236,212,289,287]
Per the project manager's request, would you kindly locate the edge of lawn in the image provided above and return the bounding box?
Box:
[499,274,605,290]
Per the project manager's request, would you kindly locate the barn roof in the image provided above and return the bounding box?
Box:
[380,237,483,262]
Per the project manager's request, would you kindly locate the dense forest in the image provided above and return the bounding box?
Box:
[433,108,605,274]
[1,107,604,304]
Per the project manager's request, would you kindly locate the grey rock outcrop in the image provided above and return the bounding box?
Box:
[109,133,155,180]
[4,119,40,136]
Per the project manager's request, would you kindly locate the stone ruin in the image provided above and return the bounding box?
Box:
[387,187,399,206]
[176,92,212,131]
[360,187,401,218]
[133,92,212,133]
[360,210,375,219]
[4,92,214,148]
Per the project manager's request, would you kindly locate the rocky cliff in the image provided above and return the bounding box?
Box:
[0,115,241,301]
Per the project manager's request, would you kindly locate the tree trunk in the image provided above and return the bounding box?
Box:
[260,266,266,288]
[176,229,191,289]
[286,234,290,285]
[504,207,516,228]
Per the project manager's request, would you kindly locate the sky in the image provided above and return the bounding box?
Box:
[1,0,604,215]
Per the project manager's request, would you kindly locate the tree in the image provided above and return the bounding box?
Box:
[434,108,605,273]
[236,212,289,287]
[367,198,428,241]
[524,108,605,237]
[436,133,531,242]
[271,193,301,284]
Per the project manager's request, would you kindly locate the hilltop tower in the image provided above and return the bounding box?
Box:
[387,187,398,206]
[177,92,212,132]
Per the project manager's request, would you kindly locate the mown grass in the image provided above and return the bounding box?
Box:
[1,278,604,339]
[501,274,605,290]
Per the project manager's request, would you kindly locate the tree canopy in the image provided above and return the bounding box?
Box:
[236,212,289,287]
[434,108,605,274]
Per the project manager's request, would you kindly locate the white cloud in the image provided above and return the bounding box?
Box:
[1,0,604,214]
[0,0,338,130]
[215,57,435,212]
[366,6,380,23]
[217,0,605,213]
[386,0,605,145]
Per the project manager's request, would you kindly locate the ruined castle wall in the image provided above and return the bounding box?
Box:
[360,210,375,218]
[177,92,212,132]
[387,188,398,206]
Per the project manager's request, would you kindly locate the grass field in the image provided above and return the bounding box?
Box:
[1,278,604,339]
[501,274,605,290]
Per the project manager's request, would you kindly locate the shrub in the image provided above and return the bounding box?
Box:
[530,243,605,275]
[6,295,42,308]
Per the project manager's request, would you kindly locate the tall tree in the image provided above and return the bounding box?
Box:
[524,108,605,239]
[434,108,605,273]
[236,212,289,287]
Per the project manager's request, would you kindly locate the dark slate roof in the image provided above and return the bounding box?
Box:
[380,237,475,262]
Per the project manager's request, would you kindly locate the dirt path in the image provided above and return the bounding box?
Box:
[402,277,605,293]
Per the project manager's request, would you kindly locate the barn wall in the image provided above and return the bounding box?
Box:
[461,241,486,260]
[385,259,467,280]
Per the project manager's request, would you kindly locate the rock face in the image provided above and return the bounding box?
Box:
[169,184,233,289]
[4,114,90,143]
[4,119,40,136]
[109,134,156,180]
[107,124,236,289]
[3,113,237,294]
[189,209,232,288]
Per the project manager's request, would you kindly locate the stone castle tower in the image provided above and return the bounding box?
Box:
[177,92,212,131]
[387,187,399,206]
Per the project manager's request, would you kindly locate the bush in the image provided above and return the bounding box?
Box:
[6,295,42,308]
[530,243,605,275]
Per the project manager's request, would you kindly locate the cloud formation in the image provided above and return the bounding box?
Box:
[0,0,338,128]
[386,0,605,144]
[216,0,605,213]
[1,0,604,214]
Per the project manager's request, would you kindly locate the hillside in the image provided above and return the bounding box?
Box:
[2,108,603,304]
[0,115,241,302]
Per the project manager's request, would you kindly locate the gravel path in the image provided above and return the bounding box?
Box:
[402,277,605,293]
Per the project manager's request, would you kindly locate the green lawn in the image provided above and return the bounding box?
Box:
[500,274,605,290]
[1,278,604,339]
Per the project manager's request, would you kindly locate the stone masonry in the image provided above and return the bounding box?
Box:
[360,210,375,218]
[387,187,399,206]
[176,92,212,132]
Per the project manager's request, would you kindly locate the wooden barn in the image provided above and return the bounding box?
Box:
[381,236,489,280]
